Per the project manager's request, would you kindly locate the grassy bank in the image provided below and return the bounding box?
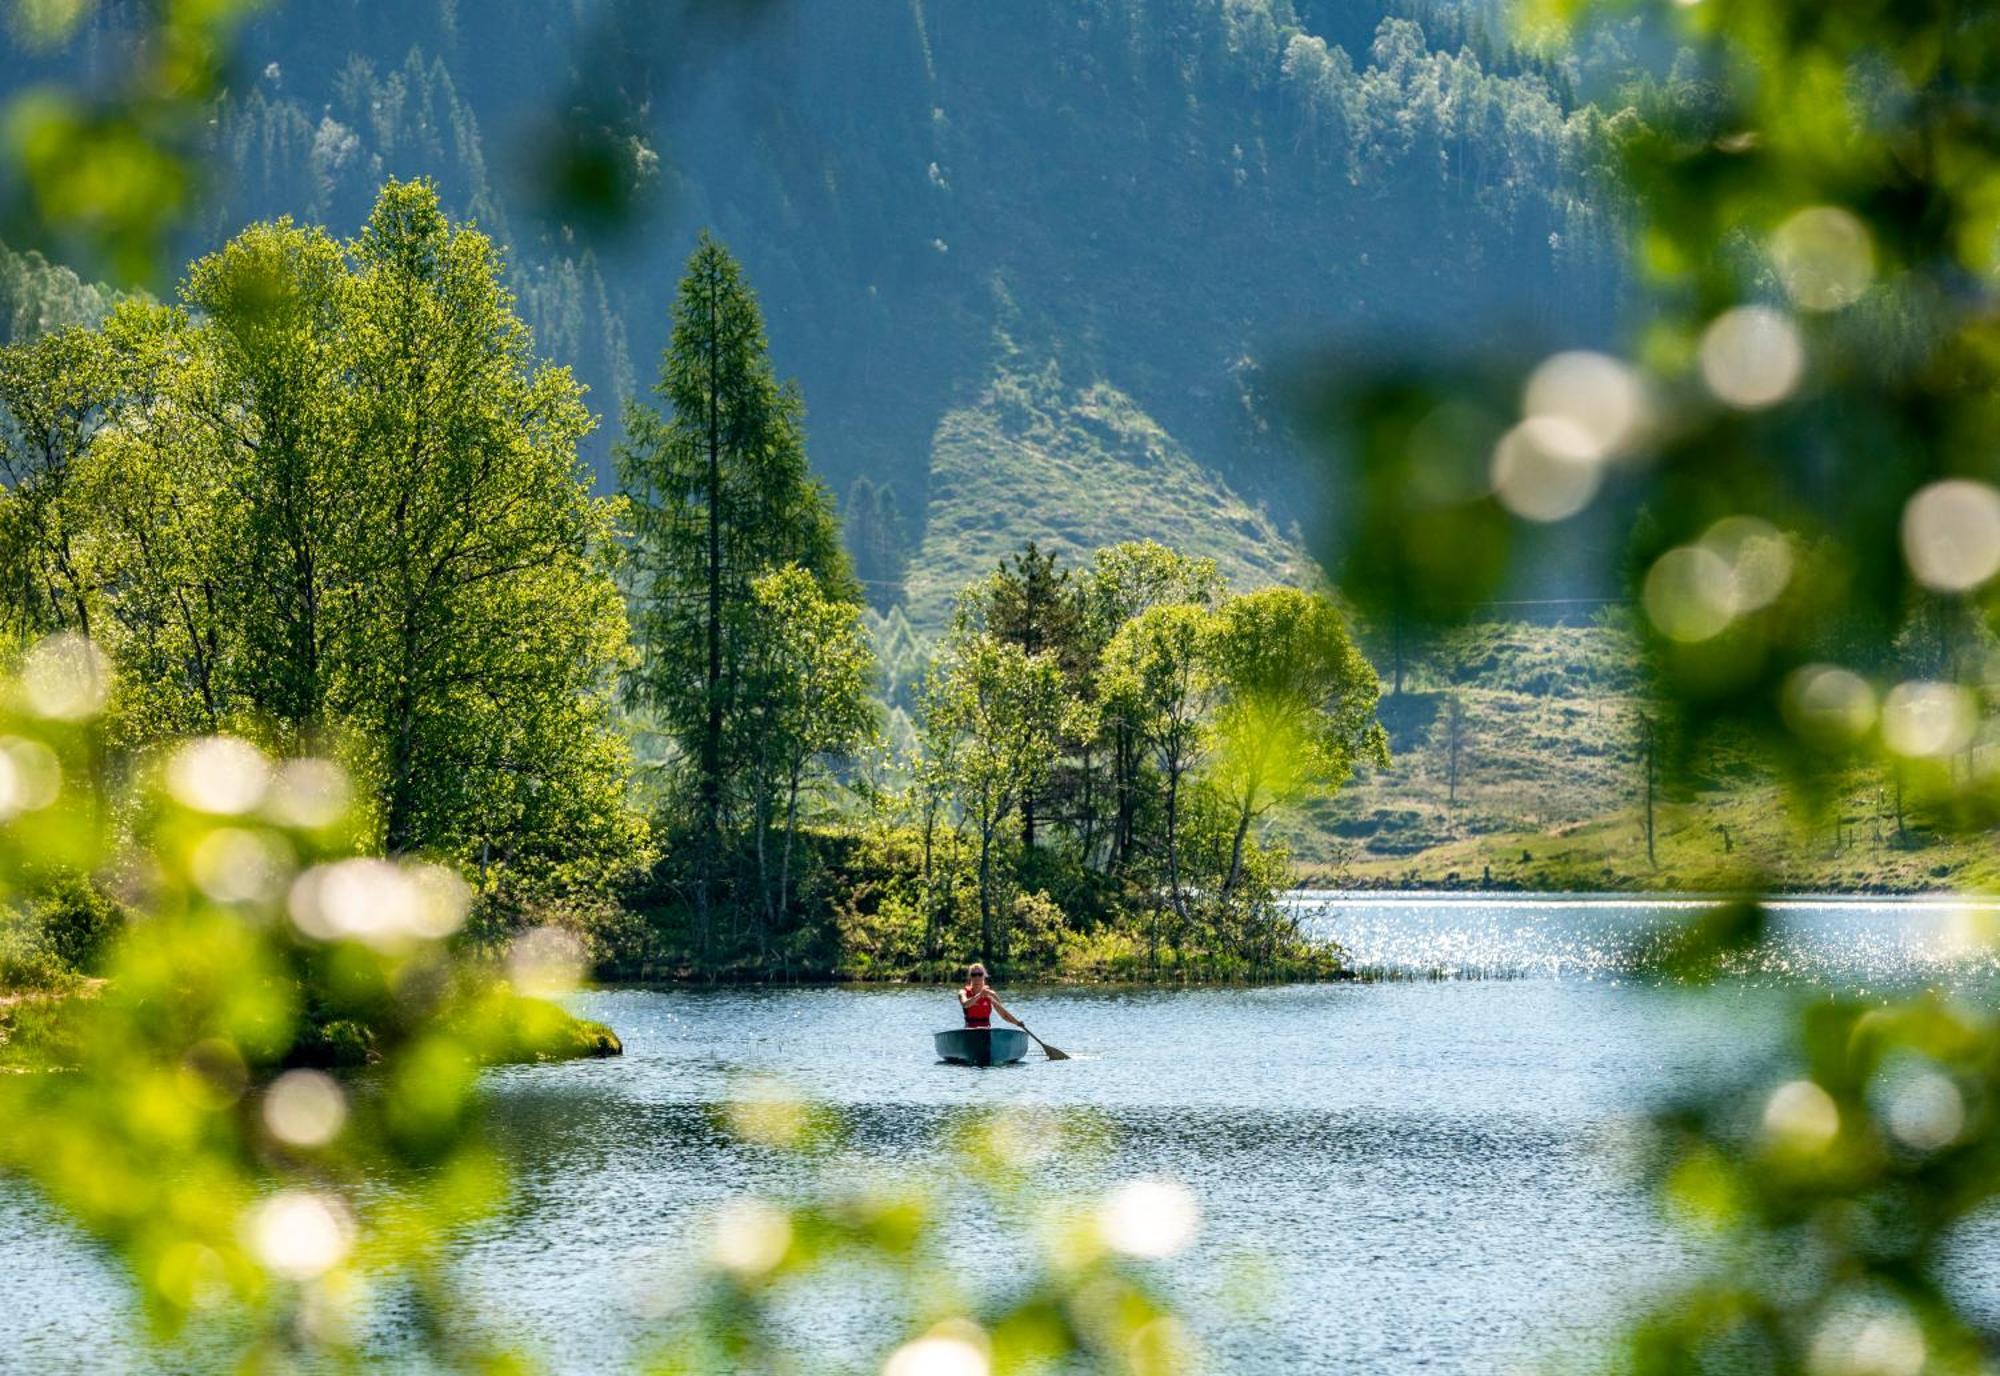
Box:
[0,984,621,1073]
[0,990,89,1072]
[1297,781,1997,895]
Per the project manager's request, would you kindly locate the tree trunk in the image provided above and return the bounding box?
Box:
[54,527,90,642]
[779,765,801,927]
[978,825,994,962]
[1446,693,1463,809]
[1112,726,1136,873]
[1224,801,1254,896]
[753,783,771,955]
[1150,894,1160,976]
[1077,740,1097,867]
[1164,764,1188,927]
[386,692,418,853]
[920,795,939,960]
[697,271,724,961]
[1641,714,1657,869]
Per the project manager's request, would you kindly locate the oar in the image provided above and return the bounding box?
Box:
[1020,1025,1070,1061]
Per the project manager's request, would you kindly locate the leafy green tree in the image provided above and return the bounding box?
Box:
[963,541,1090,850]
[4,181,643,908]
[173,213,349,738]
[69,303,243,742]
[1205,587,1389,894]
[918,631,1075,962]
[1082,542,1224,871]
[617,232,852,952]
[1100,603,1217,950]
[338,182,630,876]
[738,565,879,944]
[1081,541,1225,635]
[0,326,112,644]
[0,243,118,345]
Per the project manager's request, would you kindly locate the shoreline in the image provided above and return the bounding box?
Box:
[1301,865,2000,898]
[1288,888,2000,907]
[593,888,2000,990]
[590,969,1360,991]
[0,986,623,1072]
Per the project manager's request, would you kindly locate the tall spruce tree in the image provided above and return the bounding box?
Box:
[617,233,852,952]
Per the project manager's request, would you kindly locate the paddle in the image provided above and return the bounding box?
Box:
[1020,1025,1070,1061]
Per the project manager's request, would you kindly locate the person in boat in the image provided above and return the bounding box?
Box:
[958,963,1026,1030]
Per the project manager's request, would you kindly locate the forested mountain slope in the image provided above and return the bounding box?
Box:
[0,245,119,344]
[1,0,1630,604]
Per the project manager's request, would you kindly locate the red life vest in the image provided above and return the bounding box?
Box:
[962,988,992,1026]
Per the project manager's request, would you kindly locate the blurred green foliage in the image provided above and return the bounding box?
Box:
[0,637,611,1365]
[3,0,267,281]
[1619,994,2000,1374]
[649,1082,1200,1376]
[1315,0,2000,1368]
[1329,0,2000,814]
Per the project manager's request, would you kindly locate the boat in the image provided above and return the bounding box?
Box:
[934,1026,1029,1066]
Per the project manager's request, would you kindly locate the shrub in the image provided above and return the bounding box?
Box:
[0,907,77,993]
[464,889,657,973]
[28,875,126,972]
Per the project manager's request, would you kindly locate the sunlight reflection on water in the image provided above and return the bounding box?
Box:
[1294,891,2000,986]
[5,896,2000,1373]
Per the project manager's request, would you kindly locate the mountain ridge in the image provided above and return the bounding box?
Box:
[0,0,1629,580]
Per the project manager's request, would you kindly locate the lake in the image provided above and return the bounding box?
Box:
[6,894,2000,1373]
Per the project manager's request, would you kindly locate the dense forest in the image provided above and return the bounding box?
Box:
[1,200,1387,989]
[0,0,1642,605]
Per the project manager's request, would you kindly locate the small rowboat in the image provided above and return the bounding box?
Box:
[934,1026,1029,1066]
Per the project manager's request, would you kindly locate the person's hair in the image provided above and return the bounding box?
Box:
[966,963,987,979]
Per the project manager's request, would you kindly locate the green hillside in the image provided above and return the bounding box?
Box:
[904,358,1312,631]
[1282,621,2000,894]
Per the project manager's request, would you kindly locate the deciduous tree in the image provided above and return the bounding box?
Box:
[1205,588,1388,895]
[739,565,878,943]
[919,632,1074,962]
[1100,603,1216,946]
[0,326,113,644]
[8,180,645,903]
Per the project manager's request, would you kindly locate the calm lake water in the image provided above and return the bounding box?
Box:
[6,894,2000,1373]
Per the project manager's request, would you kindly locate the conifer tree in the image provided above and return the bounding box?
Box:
[617,233,853,953]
